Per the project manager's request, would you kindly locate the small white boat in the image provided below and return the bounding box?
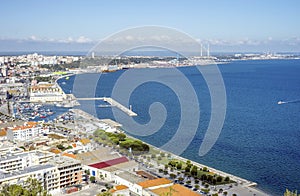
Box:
[278,101,285,105]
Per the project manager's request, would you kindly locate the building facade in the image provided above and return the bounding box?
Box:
[6,122,48,142]
[0,153,82,194]
[29,84,66,102]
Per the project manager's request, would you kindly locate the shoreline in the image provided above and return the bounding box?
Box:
[66,107,271,196]
[56,73,273,196]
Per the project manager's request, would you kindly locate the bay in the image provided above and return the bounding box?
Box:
[58,59,300,195]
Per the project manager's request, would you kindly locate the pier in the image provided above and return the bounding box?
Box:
[76,97,137,117]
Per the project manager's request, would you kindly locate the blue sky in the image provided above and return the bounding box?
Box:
[1,0,300,52]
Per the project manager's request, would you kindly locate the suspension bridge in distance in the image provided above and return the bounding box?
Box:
[76,97,137,117]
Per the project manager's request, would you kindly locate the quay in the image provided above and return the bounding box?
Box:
[76,97,137,117]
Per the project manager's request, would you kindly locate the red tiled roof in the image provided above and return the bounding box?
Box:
[151,184,201,196]
[138,178,172,188]
[88,157,129,169]
[50,148,61,154]
[62,153,77,159]
[0,129,7,137]
[110,185,129,193]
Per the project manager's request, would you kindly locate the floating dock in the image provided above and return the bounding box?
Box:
[76,97,137,117]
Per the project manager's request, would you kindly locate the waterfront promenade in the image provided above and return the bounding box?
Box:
[70,108,270,196]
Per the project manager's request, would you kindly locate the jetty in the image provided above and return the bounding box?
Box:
[76,97,137,117]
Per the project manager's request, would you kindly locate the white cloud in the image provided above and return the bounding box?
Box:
[21,35,94,44]
[0,35,300,52]
[199,38,265,46]
[76,36,92,43]
[28,35,40,41]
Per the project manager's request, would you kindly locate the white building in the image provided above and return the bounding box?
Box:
[6,122,48,142]
[0,150,55,172]
[114,171,145,195]
[0,164,60,195]
[0,153,82,194]
[0,145,24,157]
[29,84,66,103]
[85,156,138,182]
[48,156,83,189]
[64,139,94,154]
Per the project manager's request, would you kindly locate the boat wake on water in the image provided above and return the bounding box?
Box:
[278,99,300,105]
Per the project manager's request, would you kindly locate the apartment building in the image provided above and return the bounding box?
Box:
[0,153,82,194]
[6,122,48,142]
[0,164,60,194]
[0,150,55,172]
[48,156,83,189]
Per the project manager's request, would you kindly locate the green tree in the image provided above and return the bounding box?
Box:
[90,176,96,183]
[201,188,210,194]
[224,176,230,182]
[191,165,198,176]
[85,169,90,175]
[207,175,213,183]
[212,178,217,185]
[185,166,190,173]
[25,178,44,196]
[201,174,207,181]
[176,162,182,170]
[168,160,177,167]
[169,173,176,179]
[97,192,112,196]
[0,184,24,196]
[117,133,126,141]
[111,138,119,145]
[216,176,223,182]
[164,164,169,170]
[0,178,49,196]
[56,144,65,150]
[19,146,26,150]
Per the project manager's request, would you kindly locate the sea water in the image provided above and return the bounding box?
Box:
[58,59,300,195]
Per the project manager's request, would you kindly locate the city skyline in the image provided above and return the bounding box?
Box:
[1,0,300,52]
